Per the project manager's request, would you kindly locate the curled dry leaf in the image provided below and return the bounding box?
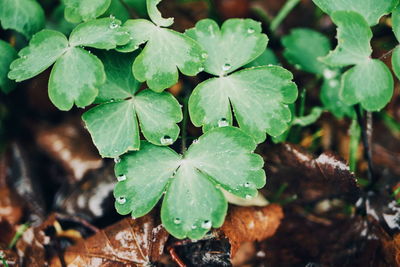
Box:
[220,204,283,256]
[53,214,169,267]
[35,119,103,183]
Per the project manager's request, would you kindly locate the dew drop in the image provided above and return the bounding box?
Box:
[267,64,274,67]
[109,14,115,20]
[174,218,181,224]
[114,157,121,163]
[192,139,199,144]
[22,56,27,59]
[245,194,252,199]
[244,182,250,188]
[117,175,126,182]
[218,118,229,127]
[109,21,119,29]
[201,53,208,59]
[247,28,255,34]
[117,196,126,204]
[323,69,336,79]
[329,79,339,87]
[160,135,173,145]
[191,224,197,229]
[201,220,212,229]
[198,67,204,72]
[222,63,231,71]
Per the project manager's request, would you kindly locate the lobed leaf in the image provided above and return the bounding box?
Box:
[69,17,130,50]
[0,40,17,94]
[64,0,112,23]
[320,78,353,118]
[189,66,298,143]
[8,30,69,82]
[392,46,400,81]
[119,19,205,92]
[282,28,331,75]
[341,59,393,111]
[114,127,266,239]
[185,18,268,76]
[321,11,372,67]
[146,0,174,27]
[312,0,398,26]
[0,0,45,39]
[48,47,105,111]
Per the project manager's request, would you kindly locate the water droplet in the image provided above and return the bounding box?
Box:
[201,220,212,229]
[218,118,229,127]
[174,218,181,224]
[114,157,121,163]
[244,182,250,188]
[267,64,273,67]
[133,45,139,50]
[22,56,27,59]
[109,14,115,20]
[247,28,255,34]
[191,224,197,229]
[201,53,208,59]
[117,175,126,182]
[109,21,119,29]
[222,63,231,71]
[117,196,126,204]
[192,139,199,144]
[198,67,204,72]
[160,135,173,145]
[323,69,336,79]
[329,79,339,87]
[245,194,252,199]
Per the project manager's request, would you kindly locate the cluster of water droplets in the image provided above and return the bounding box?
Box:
[160,135,173,145]
[173,218,212,230]
[109,15,119,29]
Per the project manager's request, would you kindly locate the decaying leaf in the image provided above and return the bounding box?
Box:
[54,214,169,266]
[382,233,400,266]
[220,204,283,256]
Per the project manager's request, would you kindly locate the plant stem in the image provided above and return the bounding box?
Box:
[355,106,376,187]
[8,223,29,249]
[181,96,189,153]
[270,0,301,32]
[349,118,361,172]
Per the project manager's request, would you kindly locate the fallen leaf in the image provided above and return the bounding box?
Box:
[382,233,400,266]
[53,214,169,266]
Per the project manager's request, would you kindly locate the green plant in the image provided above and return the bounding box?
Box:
[1,0,399,240]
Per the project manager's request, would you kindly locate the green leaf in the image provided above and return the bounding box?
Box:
[282,28,331,74]
[119,19,205,92]
[69,18,130,49]
[114,126,266,239]
[48,47,105,110]
[312,0,398,26]
[104,0,130,22]
[189,66,298,143]
[0,40,17,94]
[64,0,111,23]
[341,59,393,111]
[8,30,69,82]
[320,77,353,118]
[392,46,400,80]
[244,48,279,68]
[0,0,45,39]
[47,4,77,36]
[392,5,400,41]
[292,107,323,126]
[185,18,268,76]
[321,11,372,67]
[124,0,147,17]
[146,0,174,27]
[83,50,182,158]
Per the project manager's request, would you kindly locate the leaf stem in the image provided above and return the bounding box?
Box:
[181,96,189,153]
[349,117,361,172]
[355,106,376,188]
[8,223,29,249]
[270,0,301,32]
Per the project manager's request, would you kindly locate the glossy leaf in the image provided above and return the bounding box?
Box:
[64,0,111,23]
[0,40,17,94]
[48,47,105,111]
[83,51,182,158]
[8,30,69,82]
[0,0,45,39]
[189,66,298,143]
[341,59,393,111]
[312,0,398,26]
[147,0,173,27]
[282,28,331,74]
[119,19,205,92]
[185,18,268,76]
[114,127,266,239]
[69,18,130,49]
[321,11,372,67]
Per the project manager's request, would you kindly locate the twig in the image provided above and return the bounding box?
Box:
[378,47,396,60]
[270,0,301,32]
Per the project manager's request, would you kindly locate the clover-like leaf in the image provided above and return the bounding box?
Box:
[49,47,105,111]
[321,78,353,119]
[341,59,393,111]
[147,0,173,27]
[113,126,266,239]
[312,0,398,26]
[321,11,372,67]
[185,18,268,76]
[8,30,69,82]
[118,19,205,92]
[64,0,112,23]
[189,66,298,143]
[0,40,17,94]
[82,51,182,158]
[282,28,331,75]
[0,0,45,39]
[69,17,130,49]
